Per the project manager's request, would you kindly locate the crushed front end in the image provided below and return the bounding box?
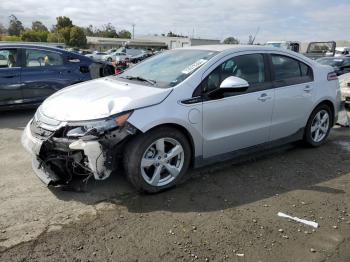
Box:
[22,109,137,186]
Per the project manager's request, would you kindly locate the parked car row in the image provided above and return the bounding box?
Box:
[0,44,115,110]
[86,48,154,63]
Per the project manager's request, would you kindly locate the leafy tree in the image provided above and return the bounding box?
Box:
[84,25,95,36]
[95,23,118,38]
[21,30,48,42]
[8,15,24,36]
[32,21,48,32]
[223,37,239,45]
[69,26,87,48]
[0,23,6,35]
[118,30,131,39]
[47,32,59,42]
[58,27,71,45]
[56,16,73,30]
[3,35,22,41]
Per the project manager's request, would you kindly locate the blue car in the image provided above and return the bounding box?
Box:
[0,44,114,109]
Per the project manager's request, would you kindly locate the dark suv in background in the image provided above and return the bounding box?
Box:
[0,44,114,109]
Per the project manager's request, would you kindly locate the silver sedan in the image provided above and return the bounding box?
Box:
[22,45,341,193]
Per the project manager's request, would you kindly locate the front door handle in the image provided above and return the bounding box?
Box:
[258,93,272,102]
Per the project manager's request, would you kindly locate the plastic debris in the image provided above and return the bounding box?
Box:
[277,212,318,228]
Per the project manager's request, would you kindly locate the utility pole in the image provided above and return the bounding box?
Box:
[132,24,135,39]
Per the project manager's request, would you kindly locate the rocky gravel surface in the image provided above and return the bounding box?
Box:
[0,109,349,262]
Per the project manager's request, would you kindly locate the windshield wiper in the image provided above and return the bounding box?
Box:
[121,75,156,85]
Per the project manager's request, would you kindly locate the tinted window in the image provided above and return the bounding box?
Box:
[343,58,350,67]
[272,55,300,80]
[25,49,64,67]
[0,49,18,68]
[271,54,313,85]
[204,54,266,93]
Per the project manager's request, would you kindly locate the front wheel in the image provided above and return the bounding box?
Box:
[123,127,191,193]
[304,104,333,147]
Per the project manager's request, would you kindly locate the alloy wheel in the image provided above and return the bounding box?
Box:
[140,137,185,187]
[310,109,330,143]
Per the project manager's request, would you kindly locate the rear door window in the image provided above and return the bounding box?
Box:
[0,49,19,68]
[25,49,64,67]
[271,54,313,86]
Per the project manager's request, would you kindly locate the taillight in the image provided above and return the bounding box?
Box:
[327,72,338,81]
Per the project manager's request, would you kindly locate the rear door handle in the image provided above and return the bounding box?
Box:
[258,93,272,102]
[303,85,313,92]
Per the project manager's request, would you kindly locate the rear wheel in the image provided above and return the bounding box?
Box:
[123,127,191,193]
[304,104,332,147]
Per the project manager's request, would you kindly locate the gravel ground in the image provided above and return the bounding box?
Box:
[0,109,349,262]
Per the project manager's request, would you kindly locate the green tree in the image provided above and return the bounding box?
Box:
[0,23,6,35]
[84,25,95,36]
[69,26,87,48]
[3,35,22,41]
[56,16,73,30]
[47,32,59,43]
[223,37,239,45]
[58,27,71,45]
[96,23,118,38]
[21,30,48,42]
[32,21,48,32]
[8,15,24,36]
[118,30,131,39]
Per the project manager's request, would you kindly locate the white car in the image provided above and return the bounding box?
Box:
[22,45,341,193]
[339,73,350,106]
[85,51,107,61]
[102,51,130,62]
[335,47,350,57]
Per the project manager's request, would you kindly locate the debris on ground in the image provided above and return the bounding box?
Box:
[278,212,318,228]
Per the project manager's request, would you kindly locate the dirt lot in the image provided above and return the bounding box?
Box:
[0,109,349,262]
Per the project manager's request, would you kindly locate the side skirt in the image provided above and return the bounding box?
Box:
[194,128,305,168]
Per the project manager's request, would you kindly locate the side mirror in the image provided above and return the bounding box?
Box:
[220,76,249,91]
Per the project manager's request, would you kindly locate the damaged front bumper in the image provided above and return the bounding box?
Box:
[22,115,137,186]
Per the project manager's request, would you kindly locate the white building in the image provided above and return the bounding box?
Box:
[87,36,221,51]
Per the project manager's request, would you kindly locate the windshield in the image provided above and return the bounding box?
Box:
[308,42,334,54]
[317,58,345,67]
[118,49,218,88]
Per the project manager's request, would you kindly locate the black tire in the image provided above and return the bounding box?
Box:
[304,104,333,147]
[107,57,112,62]
[123,126,191,193]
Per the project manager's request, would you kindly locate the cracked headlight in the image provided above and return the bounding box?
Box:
[66,111,132,138]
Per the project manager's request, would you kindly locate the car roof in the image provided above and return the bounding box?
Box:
[179,44,291,53]
[178,44,317,66]
[318,56,350,60]
[0,43,66,52]
[0,43,91,60]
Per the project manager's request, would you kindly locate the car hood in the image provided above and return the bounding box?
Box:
[40,77,172,121]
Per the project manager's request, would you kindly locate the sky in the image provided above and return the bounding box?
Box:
[0,0,349,43]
